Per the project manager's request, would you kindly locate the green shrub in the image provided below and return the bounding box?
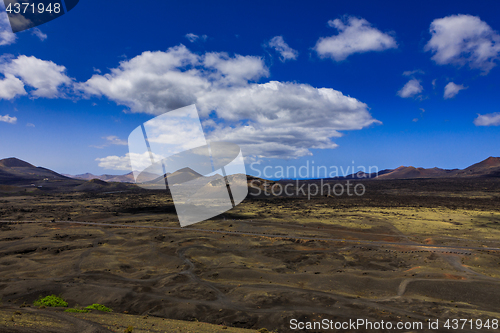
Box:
[33,295,68,307]
[85,304,112,312]
[64,308,89,313]
[124,326,134,333]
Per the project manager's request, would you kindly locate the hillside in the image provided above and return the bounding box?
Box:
[453,156,500,178]
[376,166,460,179]
[0,157,81,187]
[65,171,158,183]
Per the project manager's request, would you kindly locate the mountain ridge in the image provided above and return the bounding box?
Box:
[1,156,500,185]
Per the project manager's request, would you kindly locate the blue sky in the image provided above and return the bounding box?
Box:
[1,0,500,177]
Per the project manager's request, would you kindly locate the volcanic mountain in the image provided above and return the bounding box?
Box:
[65,172,135,183]
[376,166,460,179]
[2,156,500,191]
[0,157,81,186]
[452,156,500,178]
[145,167,204,186]
[374,157,500,180]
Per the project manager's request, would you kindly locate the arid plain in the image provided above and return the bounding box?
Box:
[0,175,499,332]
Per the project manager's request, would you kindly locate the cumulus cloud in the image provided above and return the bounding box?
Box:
[474,112,500,126]
[96,151,164,171]
[314,16,397,61]
[203,52,269,85]
[96,154,131,171]
[0,73,27,99]
[0,11,16,46]
[443,82,467,99]
[266,36,298,62]
[397,79,423,98]
[80,45,379,161]
[0,114,17,124]
[0,55,72,98]
[185,33,207,42]
[425,14,500,74]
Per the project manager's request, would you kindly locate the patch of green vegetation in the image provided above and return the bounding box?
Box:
[85,304,112,312]
[33,295,68,308]
[64,308,89,313]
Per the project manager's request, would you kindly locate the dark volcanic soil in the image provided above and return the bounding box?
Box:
[0,178,499,332]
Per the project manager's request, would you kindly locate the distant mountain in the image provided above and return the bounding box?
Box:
[0,157,80,186]
[376,166,460,180]
[73,178,131,192]
[65,172,134,183]
[0,158,35,168]
[145,167,203,186]
[453,156,500,178]
[374,157,500,180]
[2,156,500,191]
[64,171,158,183]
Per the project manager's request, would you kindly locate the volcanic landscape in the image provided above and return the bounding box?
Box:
[0,157,499,332]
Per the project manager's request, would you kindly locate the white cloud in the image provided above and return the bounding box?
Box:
[203,52,269,85]
[0,11,16,46]
[474,112,500,126]
[80,45,379,161]
[314,16,397,61]
[104,135,127,145]
[267,36,298,62]
[7,13,32,32]
[96,154,131,171]
[185,33,199,42]
[96,151,164,171]
[185,33,207,42]
[0,73,26,99]
[26,123,35,127]
[0,114,17,124]
[91,135,128,148]
[31,28,47,41]
[402,69,424,76]
[397,79,423,98]
[1,55,72,98]
[443,82,467,99]
[425,14,500,74]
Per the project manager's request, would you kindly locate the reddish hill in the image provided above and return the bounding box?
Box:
[65,171,157,183]
[453,156,500,177]
[375,157,500,180]
[376,166,459,179]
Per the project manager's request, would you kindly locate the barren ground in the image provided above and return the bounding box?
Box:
[0,178,499,332]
